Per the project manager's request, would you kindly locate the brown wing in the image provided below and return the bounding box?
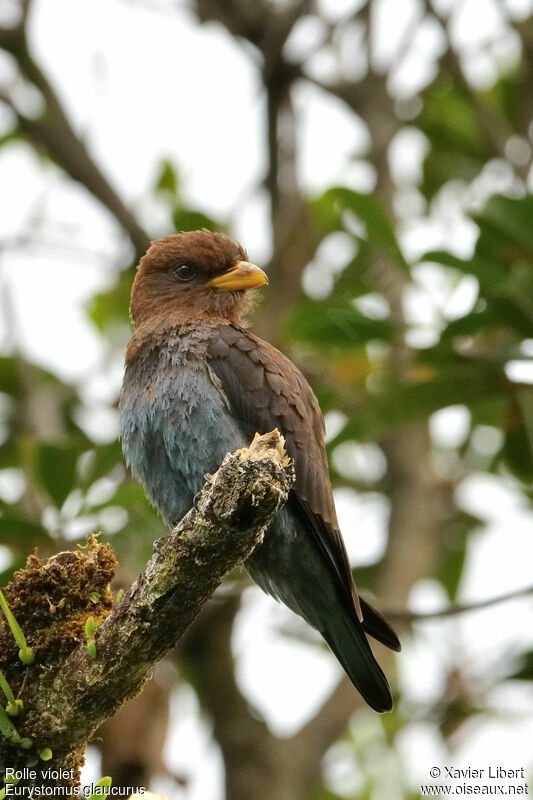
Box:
[207,323,400,652]
[208,324,333,522]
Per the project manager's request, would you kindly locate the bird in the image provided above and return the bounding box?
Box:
[119,229,400,712]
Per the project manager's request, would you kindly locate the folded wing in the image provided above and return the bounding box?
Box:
[207,323,400,653]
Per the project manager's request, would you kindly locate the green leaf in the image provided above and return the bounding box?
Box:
[79,442,123,487]
[474,194,533,261]
[155,158,178,196]
[438,308,500,342]
[0,515,49,543]
[86,778,112,800]
[285,299,394,349]
[437,542,467,604]
[506,650,533,681]
[88,269,133,332]
[171,207,221,233]
[36,442,79,508]
[0,590,33,663]
[436,512,482,602]
[330,241,382,299]
[423,149,485,200]
[422,77,489,156]
[0,128,23,149]
[322,188,410,272]
[310,191,344,234]
[483,66,524,130]
[469,396,507,428]
[90,481,148,510]
[500,390,533,481]
[422,195,533,344]
[330,363,502,443]
[502,427,533,479]
[418,75,493,198]
[0,358,19,396]
[421,250,508,289]
[0,440,18,470]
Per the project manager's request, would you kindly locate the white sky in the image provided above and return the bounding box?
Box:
[1,0,533,796]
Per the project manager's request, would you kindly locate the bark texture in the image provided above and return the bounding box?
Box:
[0,431,294,791]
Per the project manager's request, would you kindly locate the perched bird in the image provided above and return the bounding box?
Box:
[120,230,400,712]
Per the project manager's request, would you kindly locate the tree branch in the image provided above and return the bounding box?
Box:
[0,431,294,792]
[0,6,150,259]
[385,583,533,623]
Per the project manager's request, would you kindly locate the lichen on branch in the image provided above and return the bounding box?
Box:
[0,431,293,791]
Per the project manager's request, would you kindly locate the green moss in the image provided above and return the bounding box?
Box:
[0,536,118,787]
[0,535,118,704]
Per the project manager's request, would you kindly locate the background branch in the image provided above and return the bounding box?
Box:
[0,4,150,259]
[386,584,533,624]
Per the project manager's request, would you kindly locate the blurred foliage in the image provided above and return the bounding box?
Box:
[89,160,223,336]
[2,0,533,796]
[508,651,533,681]
[293,187,533,489]
[419,76,495,199]
[154,159,224,235]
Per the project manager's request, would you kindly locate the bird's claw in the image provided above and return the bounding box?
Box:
[193,475,212,510]
[193,490,203,510]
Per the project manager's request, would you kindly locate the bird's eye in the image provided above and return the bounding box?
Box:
[170,263,196,282]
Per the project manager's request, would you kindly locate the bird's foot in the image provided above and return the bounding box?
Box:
[193,490,203,511]
[193,474,212,510]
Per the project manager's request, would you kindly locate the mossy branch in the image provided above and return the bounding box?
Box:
[0,431,294,791]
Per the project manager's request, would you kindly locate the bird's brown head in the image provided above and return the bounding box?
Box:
[129,230,268,330]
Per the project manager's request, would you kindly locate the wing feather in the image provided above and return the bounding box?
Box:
[208,325,362,618]
[207,323,400,651]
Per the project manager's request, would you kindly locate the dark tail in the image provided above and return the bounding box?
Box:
[246,503,398,712]
[320,609,394,713]
[360,597,402,652]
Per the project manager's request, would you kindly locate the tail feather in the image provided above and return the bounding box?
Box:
[246,505,396,712]
[321,611,393,713]
[360,597,402,652]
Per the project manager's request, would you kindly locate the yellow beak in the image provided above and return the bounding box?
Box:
[207,261,269,291]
